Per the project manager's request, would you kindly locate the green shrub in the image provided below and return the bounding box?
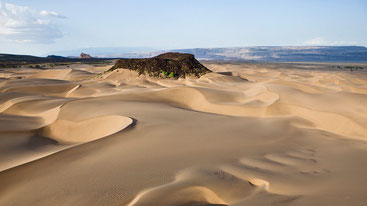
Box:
[161,70,168,77]
[169,72,175,78]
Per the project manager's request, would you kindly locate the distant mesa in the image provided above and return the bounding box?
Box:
[79,52,93,59]
[109,52,211,78]
[46,55,65,59]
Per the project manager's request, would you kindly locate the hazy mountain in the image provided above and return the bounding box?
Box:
[87,46,367,62]
[7,46,367,63]
[51,47,159,57]
[0,53,108,68]
[173,46,367,62]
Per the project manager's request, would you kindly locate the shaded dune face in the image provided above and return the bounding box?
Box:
[0,63,367,206]
[0,67,134,171]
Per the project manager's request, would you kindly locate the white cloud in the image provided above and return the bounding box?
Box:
[0,1,66,43]
[304,37,327,45]
[40,10,66,18]
[304,37,358,46]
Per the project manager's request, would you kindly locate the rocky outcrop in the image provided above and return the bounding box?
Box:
[109,52,211,78]
[80,53,92,59]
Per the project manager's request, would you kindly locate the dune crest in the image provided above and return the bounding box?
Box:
[41,115,133,144]
[127,167,297,206]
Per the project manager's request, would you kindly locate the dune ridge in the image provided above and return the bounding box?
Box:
[41,115,133,144]
[127,166,298,206]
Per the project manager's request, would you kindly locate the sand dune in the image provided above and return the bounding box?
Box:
[41,115,133,144]
[1,63,367,206]
[27,69,72,80]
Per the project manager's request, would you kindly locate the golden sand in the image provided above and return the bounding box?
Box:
[1,62,367,206]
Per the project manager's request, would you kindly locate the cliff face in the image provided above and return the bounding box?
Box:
[109,52,211,78]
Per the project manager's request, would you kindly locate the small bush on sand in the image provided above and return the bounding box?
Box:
[161,70,168,77]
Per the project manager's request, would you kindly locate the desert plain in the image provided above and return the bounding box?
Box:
[1,61,367,206]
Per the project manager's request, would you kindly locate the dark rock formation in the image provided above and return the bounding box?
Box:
[109,52,211,78]
[80,53,93,58]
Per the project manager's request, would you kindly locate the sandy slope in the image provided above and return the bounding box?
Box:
[0,63,367,206]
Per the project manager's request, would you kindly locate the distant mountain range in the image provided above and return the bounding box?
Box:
[2,46,367,66]
[175,46,367,62]
[94,46,367,62]
[52,47,158,57]
[0,53,109,68]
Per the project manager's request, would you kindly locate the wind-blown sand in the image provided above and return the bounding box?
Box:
[0,62,367,206]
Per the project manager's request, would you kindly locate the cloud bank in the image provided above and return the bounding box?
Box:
[304,37,358,46]
[0,1,65,43]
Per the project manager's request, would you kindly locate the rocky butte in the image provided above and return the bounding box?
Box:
[109,52,211,78]
[80,53,93,59]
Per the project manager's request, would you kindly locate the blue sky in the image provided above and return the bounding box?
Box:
[0,0,366,56]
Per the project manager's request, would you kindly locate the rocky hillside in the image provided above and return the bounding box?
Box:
[109,52,211,78]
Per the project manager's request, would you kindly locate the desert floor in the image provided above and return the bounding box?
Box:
[1,62,367,206]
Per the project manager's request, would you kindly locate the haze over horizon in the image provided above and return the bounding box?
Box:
[1,0,367,56]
